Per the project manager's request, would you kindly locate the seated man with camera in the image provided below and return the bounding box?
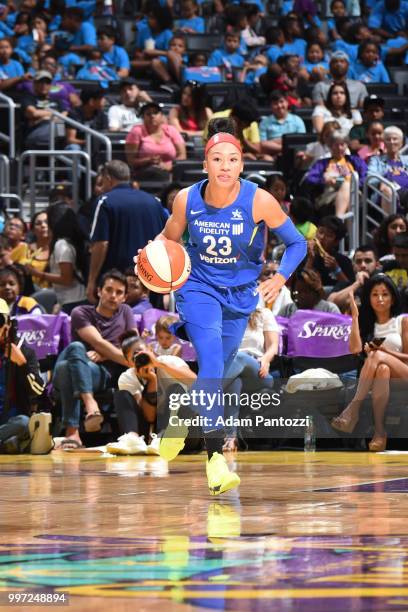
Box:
[107,331,197,455]
[0,298,46,453]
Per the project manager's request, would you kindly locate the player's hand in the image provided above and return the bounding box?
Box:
[258,273,286,305]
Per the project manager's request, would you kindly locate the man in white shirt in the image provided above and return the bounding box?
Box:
[107,77,152,132]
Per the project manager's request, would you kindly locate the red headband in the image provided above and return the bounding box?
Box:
[205,132,242,156]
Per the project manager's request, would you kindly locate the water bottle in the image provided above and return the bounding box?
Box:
[304,416,316,452]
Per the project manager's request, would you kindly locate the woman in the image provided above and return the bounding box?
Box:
[278,268,340,317]
[25,204,87,306]
[25,211,50,290]
[169,82,213,137]
[358,120,385,162]
[373,213,407,261]
[368,126,408,214]
[306,129,367,217]
[223,308,280,452]
[296,120,341,170]
[312,83,362,134]
[0,265,42,316]
[331,274,408,452]
[125,102,186,181]
[138,117,307,495]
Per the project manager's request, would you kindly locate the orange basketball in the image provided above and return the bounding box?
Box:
[136,240,191,293]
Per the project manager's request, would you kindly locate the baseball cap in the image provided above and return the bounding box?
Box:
[139,101,161,117]
[34,70,53,82]
[330,50,349,61]
[363,94,385,110]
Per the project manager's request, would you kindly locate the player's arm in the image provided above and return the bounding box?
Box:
[156,189,188,243]
[253,189,307,303]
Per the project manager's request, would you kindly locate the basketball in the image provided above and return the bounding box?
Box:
[137,240,191,293]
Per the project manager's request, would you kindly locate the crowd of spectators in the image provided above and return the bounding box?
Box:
[2,0,408,453]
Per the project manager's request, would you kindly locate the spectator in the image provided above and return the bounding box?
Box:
[349,95,385,153]
[150,315,182,357]
[0,265,42,316]
[108,78,152,132]
[25,204,87,306]
[290,196,317,240]
[259,90,306,156]
[169,82,213,138]
[382,232,408,299]
[240,54,268,85]
[175,0,205,33]
[0,298,45,426]
[66,89,108,150]
[373,213,407,260]
[307,215,354,286]
[25,211,50,290]
[150,34,188,86]
[297,120,341,170]
[203,101,263,160]
[125,268,153,314]
[328,245,380,311]
[331,22,372,62]
[241,4,266,49]
[20,70,64,149]
[3,216,28,265]
[331,274,408,452]
[0,37,29,91]
[368,0,408,38]
[87,160,168,302]
[207,30,245,72]
[278,14,307,60]
[132,4,174,75]
[18,53,81,111]
[95,25,130,79]
[160,181,182,216]
[106,332,196,456]
[258,261,294,315]
[0,237,13,269]
[238,307,279,375]
[53,270,136,449]
[301,42,329,83]
[368,126,408,214]
[312,83,362,134]
[305,129,367,216]
[263,174,290,213]
[59,7,97,57]
[278,268,341,316]
[312,50,368,109]
[358,121,385,162]
[349,41,390,84]
[125,102,186,181]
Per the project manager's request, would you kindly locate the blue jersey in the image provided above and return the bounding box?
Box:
[185,178,265,287]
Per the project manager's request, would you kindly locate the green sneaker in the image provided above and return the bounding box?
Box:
[206,452,240,496]
[159,416,189,462]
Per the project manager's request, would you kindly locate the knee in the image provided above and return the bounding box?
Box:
[65,341,87,358]
[375,363,391,378]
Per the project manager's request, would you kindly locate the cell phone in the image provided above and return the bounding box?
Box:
[370,337,386,347]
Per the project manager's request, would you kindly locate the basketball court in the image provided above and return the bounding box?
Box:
[1,450,408,610]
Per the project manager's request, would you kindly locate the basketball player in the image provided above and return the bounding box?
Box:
[137,118,307,495]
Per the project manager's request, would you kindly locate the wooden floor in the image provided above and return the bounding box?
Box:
[2,450,408,611]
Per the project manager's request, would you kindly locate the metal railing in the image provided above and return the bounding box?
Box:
[340,171,360,252]
[0,92,16,159]
[50,110,112,167]
[0,193,22,215]
[362,173,398,242]
[0,153,10,193]
[18,150,92,216]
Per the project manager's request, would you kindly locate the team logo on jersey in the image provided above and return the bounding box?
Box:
[232,223,244,236]
[231,209,243,221]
